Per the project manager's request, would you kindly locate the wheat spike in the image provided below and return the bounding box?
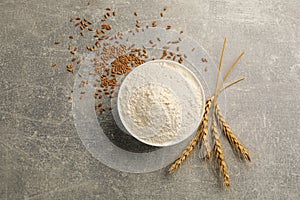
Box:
[168,98,212,173]
[215,104,251,161]
[212,114,230,187]
[168,123,203,173]
[199,98,213,160]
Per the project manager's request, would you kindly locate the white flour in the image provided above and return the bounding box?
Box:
[118,61,204,146]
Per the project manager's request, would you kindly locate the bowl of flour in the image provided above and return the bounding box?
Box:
[115,60,205,147]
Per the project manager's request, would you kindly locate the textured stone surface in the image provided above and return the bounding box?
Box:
[0,0,299,199]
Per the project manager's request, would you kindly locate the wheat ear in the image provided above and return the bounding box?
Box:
[168,124,203,174]
[168,98,212,173]
[215,104,251,161]
[212,114,230,187]
[199,97,213,160]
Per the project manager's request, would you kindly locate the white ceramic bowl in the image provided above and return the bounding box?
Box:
[115,60,205,147]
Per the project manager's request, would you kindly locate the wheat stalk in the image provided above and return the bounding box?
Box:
[215,52,245,102]
[168,98,212,173]
[220,52,245,89]
[212,114,230,187]
[214,38,227,96]
[215,104,251,161]
[219,77,244,93]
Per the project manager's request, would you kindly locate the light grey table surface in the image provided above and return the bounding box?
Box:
[0,0,299,199]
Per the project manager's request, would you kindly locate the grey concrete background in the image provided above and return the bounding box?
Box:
[0,0,299,199]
